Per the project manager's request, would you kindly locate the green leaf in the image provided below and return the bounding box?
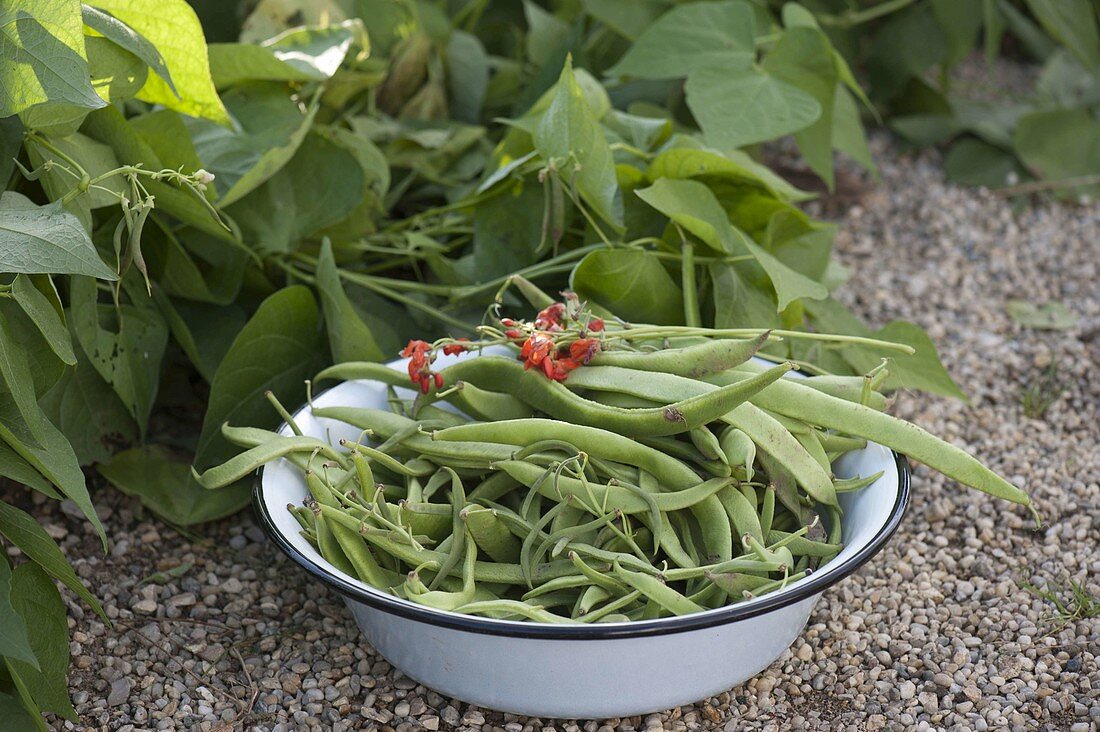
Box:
[952,100,1031,149]
[316,239,387,363]
[0,441,62,500]
[534,56,622,229]
[524,0,570,67]
[262,19,361,78]
[1036,49,1100,107]
[636,177,738,254]
[998,0,1058,62]
[150,226,249,306]
[129,108,205,176]
[582,0,664,40]
[867,4,947,101]
[646,145,815,202]
[634,178,827,310]
[805,298,966,399]
[685,67,822,150]
[831,86,874,173]
[226,130,364,254]
[188,84,318,207]
[1014,108,1100,184]
[208,43,321,88]
[854,322,967,400]
[0,0,106,117]
[983,0,1005,63]
[194,285,325,470]
[445,31,489,124]
[0,116,23,186]
[0,192,117,279]
[1024,0,1100,69]
[91,0,229,125]
[5,562,76,720]
[81,3,176,94]
[24,131,126,232]
[39,333,137,465]
[469,181,547,280]
[889,114,958,147]
[85,33,147,104]
[100,446,250,525]
[0,561,39,670]
[0,500,104,616]
[1005,300,1077,330]
[152,293,246,382]
[69,276,168,434]
[312,125,390,240]
[0,403,104,545]
[930,0,983,68]
[708,262,781,329]
[138,560,193,585]
[607,1,755,79]
[943,138,1026,188]
[239,0,354,45]
[0,691,38,729]
[11,275,75,366]
[0,298,65,398]
[570,248,682,325]
[0,315,53,448]
[763,26,839,188]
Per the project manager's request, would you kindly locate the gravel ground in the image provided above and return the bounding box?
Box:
[5,137,1097,731]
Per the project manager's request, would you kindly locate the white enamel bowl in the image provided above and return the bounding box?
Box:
[253,352,909,719]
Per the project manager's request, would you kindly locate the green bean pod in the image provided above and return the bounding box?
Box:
[612,562,704,616]
[707,371,1033,508]
[462,505,522,563]
[434,356,797,437]
[587,332,770,378]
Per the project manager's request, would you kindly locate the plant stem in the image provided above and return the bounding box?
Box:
[676,225,701,327]
[994,174,1100,196]
[817,0,916,27]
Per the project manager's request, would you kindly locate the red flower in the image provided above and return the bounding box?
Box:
[504,329,522,340]
[442,338,470,356]
[588,317,604,332]
[534,303,566,331]
[542,353,580,381]
[520,332,554,369]
[569,338,600,364]
[402,340,437,393]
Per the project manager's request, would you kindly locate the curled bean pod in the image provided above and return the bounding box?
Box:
[612,562,704,616]
[193,435,347,489]
[719,427,756,482]
[462,505,522,563]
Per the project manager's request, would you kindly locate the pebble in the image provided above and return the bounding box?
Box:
[108,678,132,707]
[6,61,1098,732]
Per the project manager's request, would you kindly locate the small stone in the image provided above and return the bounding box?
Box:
[108,678,132,707]
[899,681,916,700]
[421,716,440,730]
[132,599,157,615]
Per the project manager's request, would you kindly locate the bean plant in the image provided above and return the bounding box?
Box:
[0,0,1062,725]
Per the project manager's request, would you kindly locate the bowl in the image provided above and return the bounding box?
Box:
[253,352,910,718]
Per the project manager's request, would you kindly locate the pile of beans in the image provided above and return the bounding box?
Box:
[197,335,1032,623]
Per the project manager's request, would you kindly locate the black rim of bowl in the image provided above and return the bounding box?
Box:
[253,448,910,640]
